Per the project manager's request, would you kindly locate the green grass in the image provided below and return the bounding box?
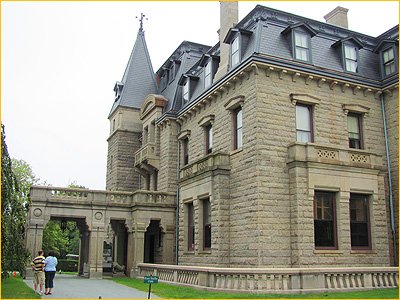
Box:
[1,275,40,299]
[112,277,399,299]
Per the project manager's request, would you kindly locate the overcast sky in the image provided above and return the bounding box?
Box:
[2,1,399,190]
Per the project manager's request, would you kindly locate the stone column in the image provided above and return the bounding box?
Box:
[162,225,176,264]
[25,223,45,278]
[88,226,105,279]
[129,222,146,277]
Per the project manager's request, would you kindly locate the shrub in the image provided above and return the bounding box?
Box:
[57,259,78,272]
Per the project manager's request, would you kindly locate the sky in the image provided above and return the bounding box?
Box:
[2,1,399,190]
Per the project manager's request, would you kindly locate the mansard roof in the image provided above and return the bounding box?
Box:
[109,29,157,117]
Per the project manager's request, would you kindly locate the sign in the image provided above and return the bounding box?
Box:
[144,275,159,284]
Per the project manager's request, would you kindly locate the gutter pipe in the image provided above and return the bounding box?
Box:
[175,124,181,265]
[380,93,397,265]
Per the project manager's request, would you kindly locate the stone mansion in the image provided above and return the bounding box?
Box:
[27,2,398,281]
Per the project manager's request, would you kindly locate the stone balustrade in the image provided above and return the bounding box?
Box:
[134,142,159,168]
[287,142,383,170]
[137,263,398,293]
[29,186,175,206]
[179,152,230,181]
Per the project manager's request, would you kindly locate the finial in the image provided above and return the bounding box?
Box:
[136,13,148,32]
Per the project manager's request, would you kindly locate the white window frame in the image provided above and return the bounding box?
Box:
[231,36,240,68]
[294,31,310,62]
[183,80,190,102]
[204,61,212,88]
[344,44,358,73]
[383,47,396,76]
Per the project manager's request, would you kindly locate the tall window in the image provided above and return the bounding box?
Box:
[294,31,310,62]
[234,107,243,149]
[383,47,395,76]
[204,61,212,88]
[350,194,371,249]
[206,124,213,154]
[183,80,189,102]
[231,36,240,68]
[182,138,189,165]
[344,45,358,72]
[187,203,195,251]
[203,199,211,249]
[314,191,337,249]
[296,104,312,142]
[347,113,362,149]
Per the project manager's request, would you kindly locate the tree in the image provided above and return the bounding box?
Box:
[1,125,30,278]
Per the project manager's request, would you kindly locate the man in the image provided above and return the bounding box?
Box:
[31,250,45,295]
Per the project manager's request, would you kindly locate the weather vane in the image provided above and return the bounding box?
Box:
[136,13,148,32]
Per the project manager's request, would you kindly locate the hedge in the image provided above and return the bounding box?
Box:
[57,259,78,272]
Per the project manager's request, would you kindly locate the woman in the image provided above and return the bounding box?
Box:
[44,251,58,295]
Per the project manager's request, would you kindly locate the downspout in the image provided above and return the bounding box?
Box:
[175,123,181,265]
[380,93,397,265]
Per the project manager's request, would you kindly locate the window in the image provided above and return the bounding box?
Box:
[296,104,312,142]
[383,47,395,76]
[206,124,213,154]
[347,113,363,149]
[183,80,189,102]
[203,199,211,249]
[314,191,337,249]
[344,45,358,72]
[234,107,243,149]
[153,170,158,191]
[231,36,240,68]
[294,31,310,62]
[182,138,189,165]
[350,194,371,249]
[204,61,212,88]
[187,203,195,251]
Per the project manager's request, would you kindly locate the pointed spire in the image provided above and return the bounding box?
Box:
[137,13,147,32]
[109,20,157,117]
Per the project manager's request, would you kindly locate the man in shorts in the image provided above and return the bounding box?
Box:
[31,250,45,295]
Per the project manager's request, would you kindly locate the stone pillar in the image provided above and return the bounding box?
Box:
[25,223,44,278]
[88,227,105,279]
[162,225,176,264]
[129,222,146,277]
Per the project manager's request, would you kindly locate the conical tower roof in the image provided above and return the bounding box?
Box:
[109,28,157,117]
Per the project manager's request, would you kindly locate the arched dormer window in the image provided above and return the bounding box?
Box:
[282,22,317,64]
[224,28,252,70]
[332,36,364,73]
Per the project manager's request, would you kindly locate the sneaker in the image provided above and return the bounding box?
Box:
[40,291,44,295]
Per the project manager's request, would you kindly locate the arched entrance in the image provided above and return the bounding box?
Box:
[144,220,162,263]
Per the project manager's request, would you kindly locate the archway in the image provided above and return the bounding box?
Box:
[144,220,163,264]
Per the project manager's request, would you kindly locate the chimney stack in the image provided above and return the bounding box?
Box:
[214,1,238,81]
[324,6,349,29]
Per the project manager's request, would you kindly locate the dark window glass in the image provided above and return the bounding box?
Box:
[203,199,211,249]
[187,203,194,251]
[314,191,337,249]
[296,104,312,142]
[182,138,189,165]
[234,107,243,149]
[350,194,371,249]
[347,113,363,149]
[206,124,213,154]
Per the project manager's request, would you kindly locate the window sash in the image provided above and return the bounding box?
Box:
[347,114,362,149]
[204,61,212,88]
[231,37,240,67]
[203,199,211,249]
[183,138,189,165]
[187,204,195,251]
[383,48,395,76]
[294,32,309,61]
[183,81,189,102]
[296,104,312,142]
[206,125,213,154]
[350,194,371,249]
[314,191,337,249]
[344,45,358,72]
[234,108,243,149]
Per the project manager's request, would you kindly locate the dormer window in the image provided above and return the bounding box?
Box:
[383,47,395,76]
[344,45,358,72]
[231,36,240,68]
[294,31,310,62]
[282,23,317,64]
[204,61,212,88]
[183,80,189,102]
[113,81,124,101]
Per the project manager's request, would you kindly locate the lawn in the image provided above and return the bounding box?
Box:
[112,277,399,299]
[1,275,40,299]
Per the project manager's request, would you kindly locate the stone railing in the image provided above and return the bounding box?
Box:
[134,142,159,168]
[137,263,398,293]
[29,186,176,207]
[287,143,383,170]
[180,152,230,181]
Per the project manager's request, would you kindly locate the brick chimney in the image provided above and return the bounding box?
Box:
[214,1,238,81]
[324,6,349,29]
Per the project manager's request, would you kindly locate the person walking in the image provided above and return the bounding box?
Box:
[31,250,46,295]
[44,251,58,295]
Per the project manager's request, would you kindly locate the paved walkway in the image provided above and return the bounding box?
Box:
[24,274,159,298]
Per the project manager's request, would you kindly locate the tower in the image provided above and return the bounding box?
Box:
[106,19,157,191]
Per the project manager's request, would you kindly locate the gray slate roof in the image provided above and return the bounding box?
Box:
[109,30,157,117]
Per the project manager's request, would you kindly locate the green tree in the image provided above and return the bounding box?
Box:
[1,125,30,278]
